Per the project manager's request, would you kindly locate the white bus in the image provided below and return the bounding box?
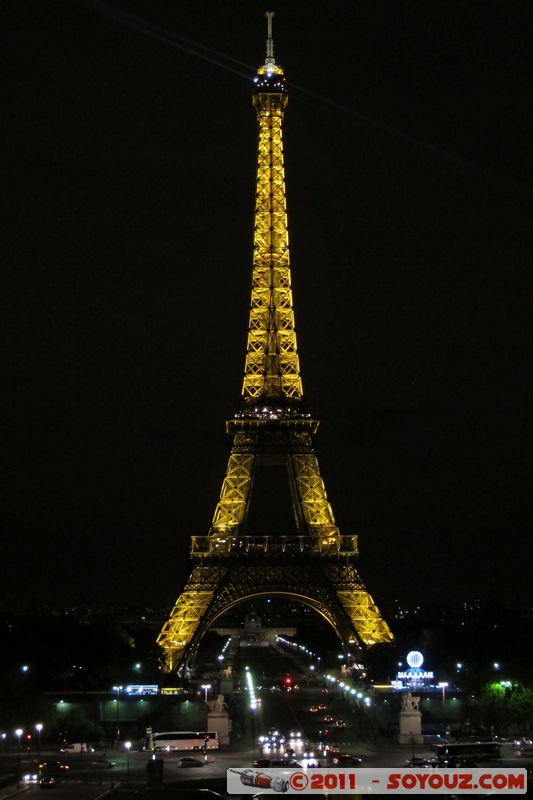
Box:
[145,730,220,752]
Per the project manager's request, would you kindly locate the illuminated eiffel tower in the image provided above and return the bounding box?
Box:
[157,13,393,674]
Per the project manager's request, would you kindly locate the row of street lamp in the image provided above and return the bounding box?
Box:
[9,725,42,789]
[3,724,44,754]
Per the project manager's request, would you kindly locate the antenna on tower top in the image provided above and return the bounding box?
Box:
[265,11,276,72]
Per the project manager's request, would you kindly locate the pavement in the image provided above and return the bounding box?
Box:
[0,782,116,800]
[0,783,30,800]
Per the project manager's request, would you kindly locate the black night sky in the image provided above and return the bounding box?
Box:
[3,1,532,615]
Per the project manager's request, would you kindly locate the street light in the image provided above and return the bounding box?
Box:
[125,741,131,782]
[201,684,211,760]
[15,729,23,790]
[36,723,43,759]
[112,685,123,746]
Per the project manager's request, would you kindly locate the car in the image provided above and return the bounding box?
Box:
[259,730,285,746]
[335,719,346,729]
[438,757,475,768]
[333,754,363,766]
[178,756,204,768]
[89,758,115,768]
[261,736,285,749]
[288,729,302,739]
[317,704,327,710]
[309,706,318,712]
[39,775,56,789]
[302,758,322,768]
[59,743,90,754]
[515,736,533,746]
[324,715,334,722]
[38,762,69,773]
[253,758,274,767]
[23,773,39,784]
[517,747,533,757]
[406,756,434,768]
[265,739,283,749]
[267,729,285,745]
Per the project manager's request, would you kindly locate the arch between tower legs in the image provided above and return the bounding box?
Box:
[173,562,363,674]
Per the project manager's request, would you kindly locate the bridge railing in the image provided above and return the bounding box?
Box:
[190,534,358,556]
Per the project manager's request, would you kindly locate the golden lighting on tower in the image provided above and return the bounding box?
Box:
[157,13,392,674]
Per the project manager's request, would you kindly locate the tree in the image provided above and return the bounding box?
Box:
[53,707,104,745]
[464,682,533,735]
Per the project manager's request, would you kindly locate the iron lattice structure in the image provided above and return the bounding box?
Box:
[157,15,393,673]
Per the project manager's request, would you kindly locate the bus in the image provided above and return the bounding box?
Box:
[145,730,220,752]
[431,741,501,765]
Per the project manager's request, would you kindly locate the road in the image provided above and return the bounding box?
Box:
[2,740,529,800]
[1,659,530,800]
[1,741,529,800]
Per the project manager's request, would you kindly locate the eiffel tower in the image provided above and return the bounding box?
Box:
[157,13,393,674]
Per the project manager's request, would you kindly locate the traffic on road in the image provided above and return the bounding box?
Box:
[1,643,531,798]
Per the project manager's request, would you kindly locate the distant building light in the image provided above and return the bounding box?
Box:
[125,685,159,696]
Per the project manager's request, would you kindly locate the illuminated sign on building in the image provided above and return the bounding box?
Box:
[406,651,424,669]
[397,671,434,679]
[394,651,434,689]
[125,684,159,696]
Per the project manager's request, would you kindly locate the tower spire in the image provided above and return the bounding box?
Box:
[256,11,284,81]
[265,11,276,72]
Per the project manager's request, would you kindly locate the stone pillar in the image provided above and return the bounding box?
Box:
[398,693,423,744]
[399,709,423,744]
[207,710,231,745]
